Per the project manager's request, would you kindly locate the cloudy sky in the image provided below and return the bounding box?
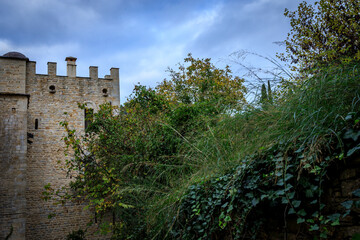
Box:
[0,0,312,104]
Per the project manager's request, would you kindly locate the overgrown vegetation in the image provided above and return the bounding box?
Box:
[44,0,360,239]
[169,62,360,239]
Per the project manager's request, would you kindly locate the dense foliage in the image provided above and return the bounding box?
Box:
[170,62,360,239]
[156,53,247,112]
[279,0,360,71]
[59,86,185,237]
[44,1,360,239]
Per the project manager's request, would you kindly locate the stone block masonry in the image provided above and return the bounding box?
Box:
[0,52,120,240]
[0,94,29,240]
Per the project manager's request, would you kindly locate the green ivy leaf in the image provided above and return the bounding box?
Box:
[348,145,360,157]
[288,208,296,214]
[221,202,229,208]
[343,129,360,141]
[331,219,340,226]
[276,189,285,196]
[245,192,254,199]
[327,213,341,226]
[277,179,285,186]
[292,200,301,208]
[298,209,307,217]
[252,198,259,206]
[309,224,319,231]
[341,200,353,210]
[343,209,351,218]
[320,204,325,210]
[224,215,232,222]
[285,173,293,181]
[260,194,267,200]
[353,188,360,197]
[304,163,311,169]
[297,218,305,224]
[285,183,294,191]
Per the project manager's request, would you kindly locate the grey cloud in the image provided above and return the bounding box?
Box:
[0,0,317,103]
[187,0,315,59]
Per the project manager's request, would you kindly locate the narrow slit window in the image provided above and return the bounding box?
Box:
[35,119,38,129]
[84,108,94,131]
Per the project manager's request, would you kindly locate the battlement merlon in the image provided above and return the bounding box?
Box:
[89,66,98,80]
[65,56,77,77]
[48,62,57,76]
[110,67,120,106]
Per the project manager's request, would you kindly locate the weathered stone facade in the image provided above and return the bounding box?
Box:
[0,52,120,240]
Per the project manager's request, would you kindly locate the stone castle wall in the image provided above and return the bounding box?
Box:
[0,94,28,240]
[0,53,120,240]
[0,58,26,93]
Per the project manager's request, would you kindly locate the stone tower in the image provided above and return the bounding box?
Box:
[0,52,120,239]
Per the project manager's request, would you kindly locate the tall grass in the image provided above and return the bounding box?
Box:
[146,62,360,239]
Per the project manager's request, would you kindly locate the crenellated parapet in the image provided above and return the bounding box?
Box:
[21,55,119,84]
[0,52,121,107]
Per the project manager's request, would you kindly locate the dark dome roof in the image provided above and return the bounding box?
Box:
[2,51,28,60]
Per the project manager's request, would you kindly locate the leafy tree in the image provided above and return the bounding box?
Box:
[48,86,189,238]
[156,53,247,112]
[279,0,360,71]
